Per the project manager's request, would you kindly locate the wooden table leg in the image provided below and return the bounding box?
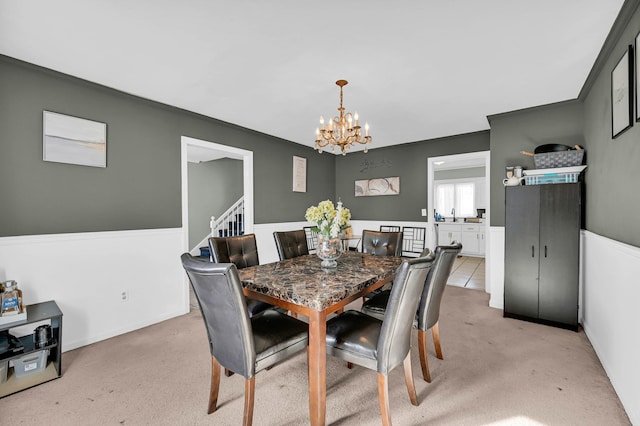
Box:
[308,310,326,426]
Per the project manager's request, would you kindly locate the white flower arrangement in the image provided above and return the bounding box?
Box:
[304,200,351,239]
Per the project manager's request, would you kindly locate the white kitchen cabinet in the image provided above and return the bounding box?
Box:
[437,224,461,248]
[437,222,485,256]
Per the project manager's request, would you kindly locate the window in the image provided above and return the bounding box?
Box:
[434,180,476,218]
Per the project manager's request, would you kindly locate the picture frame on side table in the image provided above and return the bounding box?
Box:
[611,45,633,138]
[43,111,107,167]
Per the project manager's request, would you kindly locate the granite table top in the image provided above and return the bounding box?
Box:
[238,251,404,311]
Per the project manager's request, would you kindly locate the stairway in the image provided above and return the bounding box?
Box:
[198,213,244,259]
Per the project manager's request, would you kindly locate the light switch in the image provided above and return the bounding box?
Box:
[421,209,427,217]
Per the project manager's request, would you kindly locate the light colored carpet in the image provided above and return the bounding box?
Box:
[1,286,630,425]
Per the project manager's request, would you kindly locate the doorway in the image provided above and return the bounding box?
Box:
[180,136,254,311]
[427,151,490,293]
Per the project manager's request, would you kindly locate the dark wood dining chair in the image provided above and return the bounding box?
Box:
[401,226,427,257]
[325,256,434,425]
[181,254,309,425]
[361,242,462,382]
[273,230,309,260]
[303,226,319,254]
[362,229,403,256]
[361,230,403,302]
[208,234,274,318]
[209,234,276,377]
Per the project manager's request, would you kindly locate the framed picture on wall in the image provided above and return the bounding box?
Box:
[43,111,107,167]
[611,45,633,138]
[355,177,400,197]
[636,33,640,122]
[292,156,306,192]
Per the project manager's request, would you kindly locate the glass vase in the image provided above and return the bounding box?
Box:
[316,235,342,268]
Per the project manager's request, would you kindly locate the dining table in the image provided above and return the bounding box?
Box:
[237,250,403,426]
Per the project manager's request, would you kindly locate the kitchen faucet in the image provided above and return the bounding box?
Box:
[451,207,456,222]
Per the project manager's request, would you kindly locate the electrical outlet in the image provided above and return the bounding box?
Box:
[421,209,427,217]
[121,290,128,302]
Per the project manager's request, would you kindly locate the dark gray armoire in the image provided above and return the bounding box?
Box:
[504,183,580,331]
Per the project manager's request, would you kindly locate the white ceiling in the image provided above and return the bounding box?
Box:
[0,1,624,154]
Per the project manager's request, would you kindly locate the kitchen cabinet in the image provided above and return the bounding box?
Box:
[437,223,461,249]
[0,301,63,397]
[437,223,485,256]
[504,184,580,330]
[461,224,485,255]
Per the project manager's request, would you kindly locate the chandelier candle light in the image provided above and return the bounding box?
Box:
[305,200,351,268]
[315,80,372,155]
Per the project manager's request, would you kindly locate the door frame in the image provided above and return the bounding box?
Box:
[427,150,490,292]
[180,136,254,309]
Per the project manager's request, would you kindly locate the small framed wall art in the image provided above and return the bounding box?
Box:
[43,111,107,167]
[355,177,400,197]
[611,45,633,138]
[292,156,307,192]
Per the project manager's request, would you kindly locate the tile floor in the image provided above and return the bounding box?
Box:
[446,255,485,290]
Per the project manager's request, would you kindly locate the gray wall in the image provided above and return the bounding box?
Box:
[188,158,243,248]
[0,55,334,237]
[488,100,585,227]
[581,3,640,248]
[335,131,490,220]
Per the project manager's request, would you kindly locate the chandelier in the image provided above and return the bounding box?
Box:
[314,80,372,155]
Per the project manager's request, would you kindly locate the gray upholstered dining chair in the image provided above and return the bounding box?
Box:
[361,242,462,382]
[325,256,434,425]
[273,230,309,260]
[208,234,273,318]
[361,229,403,256]
[181,254,309,425]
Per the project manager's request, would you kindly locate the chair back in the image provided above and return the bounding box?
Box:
[416,242,462,331]
[303,226,319,253]
[180,254,255,378]
[273,230,309,260]
[209,234,259,269]
[377,256,434,374]
[362,230,403,256]
[401,226,426,257]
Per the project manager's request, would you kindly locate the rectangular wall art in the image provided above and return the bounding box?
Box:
[43,111,107,167]
[355,177,400,197]
[611,45,633,138]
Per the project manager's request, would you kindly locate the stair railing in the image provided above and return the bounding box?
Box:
[190,196,245,257]
[210,196,244,238]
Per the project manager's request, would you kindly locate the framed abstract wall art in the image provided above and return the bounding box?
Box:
[355,177,400,197]
[43,111,107,167]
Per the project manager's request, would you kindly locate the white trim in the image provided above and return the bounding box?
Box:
[180,136,255,311]
[581,230,640,425]
[428,151,490,292]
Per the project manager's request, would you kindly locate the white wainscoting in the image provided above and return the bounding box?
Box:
[0,228,186,351]
[488,226,505,309]
[581,231,639,425]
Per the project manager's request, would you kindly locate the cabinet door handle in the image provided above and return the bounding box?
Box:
[544,245,547,258]
[532,245,535,258]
